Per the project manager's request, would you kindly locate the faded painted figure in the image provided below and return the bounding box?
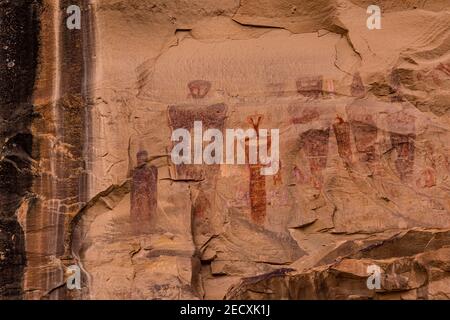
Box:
[247,115,267,225]
[131,150,158,233]
[299,128,330,189]
[188,80,211,99]
[387,112,416,181]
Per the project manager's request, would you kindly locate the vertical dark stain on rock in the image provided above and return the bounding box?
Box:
[389,69,404,102]
[249,164,267,225]
[191,188,212,243]
[351,72,365,98]
[299,129,330,189]
[0,0,40,299]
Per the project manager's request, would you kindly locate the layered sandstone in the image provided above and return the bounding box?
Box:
[1,0,450,300]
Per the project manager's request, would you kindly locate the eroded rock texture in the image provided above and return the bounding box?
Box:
[0,0,39,299]
[1,0,450,300]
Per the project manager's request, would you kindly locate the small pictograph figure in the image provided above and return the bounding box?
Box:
[131,150,158,233]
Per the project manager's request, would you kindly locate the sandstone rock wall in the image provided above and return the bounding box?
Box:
[0,0,39,299]
[1,0,450,300]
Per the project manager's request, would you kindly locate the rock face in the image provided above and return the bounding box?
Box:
[0,0,39,299]
[1,0,450,300]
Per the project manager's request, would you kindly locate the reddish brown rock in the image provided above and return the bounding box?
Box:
[3,0,450,301]
[299,129,330,189]
[131,150,158,233]
[296,76,324,99]
[333,117,353,164]
[188,80,212,99]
